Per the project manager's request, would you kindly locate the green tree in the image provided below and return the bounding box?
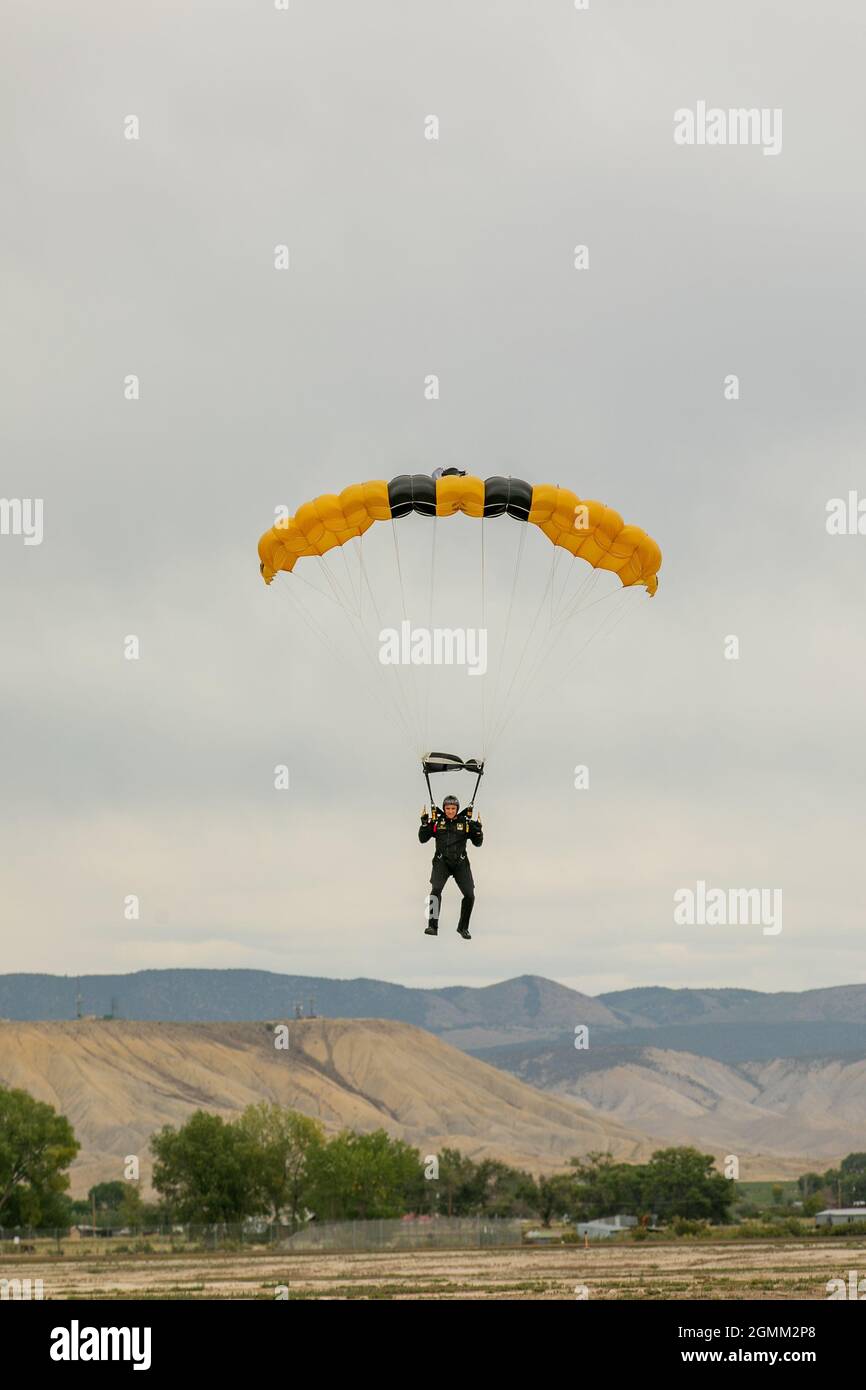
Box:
[119,1183,147,1228]
[798,1172,824,1199]
[415,1150,539,1218]
[433,1149,487,1216]
[482,1162,539,1219]
[306,1130,422,1221]
[89,1180,126,1218]
[0,1086,79,1227]
[641,1147,734,1223]
[537,1172,577,1226]
[150,1111,258,1223]
[839,1153,866,1205]
[569,1152,644,1221]
[235,1103,324,1227]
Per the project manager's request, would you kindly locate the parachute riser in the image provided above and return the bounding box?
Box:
[421,754,484,817]
[468,766,484,813]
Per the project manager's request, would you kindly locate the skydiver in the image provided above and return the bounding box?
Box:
[418,795,483,940]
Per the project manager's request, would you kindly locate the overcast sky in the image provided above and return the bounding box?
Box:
[3,0,865,999]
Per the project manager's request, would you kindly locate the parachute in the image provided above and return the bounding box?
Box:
[259,473,660,594]
[258,472,661,805]
[422,751,484,810]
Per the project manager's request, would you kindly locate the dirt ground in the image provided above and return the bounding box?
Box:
[2,1240,865,1300]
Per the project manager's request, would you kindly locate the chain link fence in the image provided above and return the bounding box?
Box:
[1,1218,526,1255]
[283,1217,524,1251]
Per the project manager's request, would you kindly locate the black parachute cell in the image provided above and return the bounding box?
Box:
[387,475,414,518]
[410,474,437,516]
[505,477,532,521]
[484,476,532,520]
[388,474,437,518]
[482,476,509,517]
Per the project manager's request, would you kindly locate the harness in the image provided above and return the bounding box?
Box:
[433,816,472,862]
[421,751,484,817]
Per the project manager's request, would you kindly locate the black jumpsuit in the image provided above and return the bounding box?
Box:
[418,810,483,931]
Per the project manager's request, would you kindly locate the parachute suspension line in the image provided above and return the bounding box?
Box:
[354,534,421,751]
[315,552,359,622]
[275,575,415,747]
[274,575,344,666]
[480,517,487,761]
[467,762,484,815]
[313,554,418,747]
[337,536,361,615]
[274,580,415,748]
[390,517,426,757]
[509,568,602,714]
[486,543,561,750]
[551,547,561,626]
[490,585,638,752]
[489,569,608,761]
[551,561,604,630]
[318,551,360,618]
[341,534,367,626]
[488,572,615,749]
[552,547,574,618]
[358,534,382,629]
[423,517,438,754]
[486,540,558,746]
[290,565,351,611]
[486,519,527,759]
[545,584,638,699]
[551,551,590,623]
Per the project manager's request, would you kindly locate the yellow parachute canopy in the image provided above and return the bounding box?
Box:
[258,473,661,595]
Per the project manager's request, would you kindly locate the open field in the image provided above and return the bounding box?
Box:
[3,1240,865,1300]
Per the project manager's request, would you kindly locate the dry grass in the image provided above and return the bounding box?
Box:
[3,1238,864,1300]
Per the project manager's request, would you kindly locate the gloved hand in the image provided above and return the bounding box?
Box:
[421,806,429,824]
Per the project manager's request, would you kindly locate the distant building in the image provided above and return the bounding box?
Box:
[815,1208,866,1228]
[524,1228,563,1245]
[576,1214,638,1239]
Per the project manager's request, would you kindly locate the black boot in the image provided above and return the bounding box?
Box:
[424,923,438,936]
[456,896,474,940]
